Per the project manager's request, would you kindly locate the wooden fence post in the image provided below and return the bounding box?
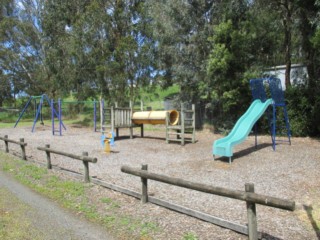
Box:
[45,144,52,169]
[4,135,9,153]
[141,164,148,203]
[20,138,26,160]
[246,183,258,240]
[82,152,90,183]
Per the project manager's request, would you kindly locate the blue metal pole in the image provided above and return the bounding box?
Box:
[51,99,55,135]
[272,104,276,150]
[283,105,291,145]
[32,96,43,132]
[59,98,62,136]
[52,100,66,131]
[14,96,33,128]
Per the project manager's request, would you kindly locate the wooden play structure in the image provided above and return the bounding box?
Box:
[100,101,195,145]
[166,103,196,145]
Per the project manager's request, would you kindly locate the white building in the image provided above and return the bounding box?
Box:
[264,64,307,90]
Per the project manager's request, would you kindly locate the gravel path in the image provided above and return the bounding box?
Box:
[0,124,319,239]
[0,169,114,240]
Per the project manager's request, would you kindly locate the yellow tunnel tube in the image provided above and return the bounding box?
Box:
[131,110,179,125]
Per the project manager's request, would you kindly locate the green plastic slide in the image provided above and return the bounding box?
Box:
[213,99,273,162]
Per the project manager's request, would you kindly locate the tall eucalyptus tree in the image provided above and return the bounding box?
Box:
[146,0,217,102]
[0,0,14,105]
[42,0,156,104]
[0,0,55,98]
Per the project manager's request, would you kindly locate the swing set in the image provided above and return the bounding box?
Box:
[14,94,65,133]
[14,94,98,135]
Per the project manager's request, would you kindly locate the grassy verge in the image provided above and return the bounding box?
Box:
[0,152,160,239]
[0,187,45,240]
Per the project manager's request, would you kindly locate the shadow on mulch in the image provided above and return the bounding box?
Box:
[114,135,197,145]
[304,205,320,240]
[260,232,284,240]
[214,143,273,164]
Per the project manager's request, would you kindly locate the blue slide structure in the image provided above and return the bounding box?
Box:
[213,98,273,163]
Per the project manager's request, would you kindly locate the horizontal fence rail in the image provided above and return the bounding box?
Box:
[121,165,295,240]
[0,135,27,160]
[0,134,296,239]
[37,144,97,182]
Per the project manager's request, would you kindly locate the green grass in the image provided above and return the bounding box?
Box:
[0,151,161,239]
[138,85,180,110]
[183,232,199,240]
[0,111,19,123]
[0,85,180,128]
[0,116,95,129]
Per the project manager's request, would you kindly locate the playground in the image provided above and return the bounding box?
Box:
[0,123,319,239]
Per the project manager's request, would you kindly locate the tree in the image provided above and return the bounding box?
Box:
[0,0,53,99]
[295,0,320,135]
[146,0,217,102]
[206,2,253,121]
[102,0,157,105]
[42,0,156,104]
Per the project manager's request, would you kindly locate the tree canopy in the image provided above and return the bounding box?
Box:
[1,0,320,135]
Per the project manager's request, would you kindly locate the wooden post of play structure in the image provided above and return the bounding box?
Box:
[191,104,196,143]
[165,112,169,144]
[100,98,104,133]
[114,102,119,137]
[130,101,133,139]
[111,105,115,135]
[139,100,144,137]
[181,103,185,146]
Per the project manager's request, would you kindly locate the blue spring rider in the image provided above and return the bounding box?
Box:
[101,132,115,153]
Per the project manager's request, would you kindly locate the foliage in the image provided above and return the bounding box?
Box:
[1,0,320,135]
[206,4,257,129]
[42,0,156,105]
[286,85,320,136]
[145,0,216,102]
[137,84,180,110]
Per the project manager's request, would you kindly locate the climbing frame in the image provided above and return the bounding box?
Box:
[166,103,196,145]
[100,101,143,139]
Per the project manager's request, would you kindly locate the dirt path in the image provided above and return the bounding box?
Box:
[0,169,114,240]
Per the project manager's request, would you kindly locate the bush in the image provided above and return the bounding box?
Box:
[285,85,320,137]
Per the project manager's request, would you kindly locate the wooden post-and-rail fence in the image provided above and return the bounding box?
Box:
[0,135,27,160]
[121,165,295,240]
[37,145,97,182]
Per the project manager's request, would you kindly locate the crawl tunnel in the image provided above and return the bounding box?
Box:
[131,110,179,125]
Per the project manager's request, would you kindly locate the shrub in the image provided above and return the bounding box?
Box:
[285,85,320,137]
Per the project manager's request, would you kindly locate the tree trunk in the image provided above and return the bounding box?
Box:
[283,0,292,89]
